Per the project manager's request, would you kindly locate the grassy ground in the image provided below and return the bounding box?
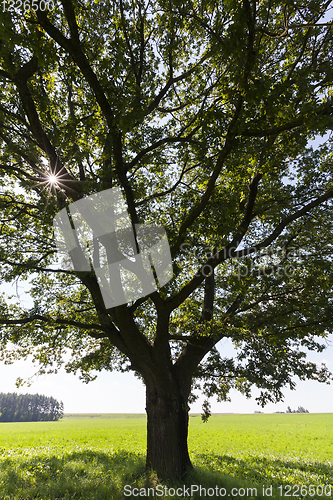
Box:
[0,413,332,499]
[63,413,147,420]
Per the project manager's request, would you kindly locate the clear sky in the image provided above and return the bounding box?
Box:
[1,333,332,414]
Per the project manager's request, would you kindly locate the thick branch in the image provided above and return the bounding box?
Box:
[170,110,241,257]
[119,0,140,86]
[61,0,80,43]
[170,3,257,256]
[0,259,75,275]
[0,314,107,335]
[12,58,80,199]
[199,248,216,322]
[168,170,262,312]
[36,11,140,224]
[233,189,333,258]
[36,11,116,129]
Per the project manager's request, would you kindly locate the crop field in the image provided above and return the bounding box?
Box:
[0,413,332,499]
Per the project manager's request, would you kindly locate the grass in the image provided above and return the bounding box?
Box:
[0,413,332,499]
[63,413,147,420]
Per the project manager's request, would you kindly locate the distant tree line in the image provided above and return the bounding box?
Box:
[0,393,64,422]
[286,406,309,414]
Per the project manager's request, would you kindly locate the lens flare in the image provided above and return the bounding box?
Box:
[48,174,58,186]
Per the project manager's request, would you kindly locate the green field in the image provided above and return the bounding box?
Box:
[0,413,332,499]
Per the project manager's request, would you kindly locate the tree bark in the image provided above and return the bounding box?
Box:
[145,379,193,480]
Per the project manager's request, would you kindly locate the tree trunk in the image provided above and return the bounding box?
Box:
[145,381,193,480]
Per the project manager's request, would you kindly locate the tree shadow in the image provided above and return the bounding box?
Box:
[189,452,332,498]
[0,449,145,500]
[193,451,332,481]
[0,450,331,499]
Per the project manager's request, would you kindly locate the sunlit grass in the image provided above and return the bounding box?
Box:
[0,414,332,499]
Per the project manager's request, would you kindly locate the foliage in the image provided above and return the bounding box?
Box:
[1,0,333,476]
[0,392,64,422]
[0,414,332,499]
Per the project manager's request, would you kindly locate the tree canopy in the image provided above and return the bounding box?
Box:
[0,0,333,479]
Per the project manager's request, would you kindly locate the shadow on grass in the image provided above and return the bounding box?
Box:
[0,450,332,499]
[190,453,332,499]
[0,449,144,500]
[193,451,333,484]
